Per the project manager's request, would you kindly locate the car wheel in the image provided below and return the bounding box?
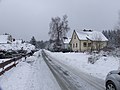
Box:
[106,81,116,90]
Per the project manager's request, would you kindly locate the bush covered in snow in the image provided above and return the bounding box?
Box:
[0,40,35,53]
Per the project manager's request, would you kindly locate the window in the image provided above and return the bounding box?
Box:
[74,35,76,39]
[88,43,91,47]
[73,43,75,48]
[76,43,77,47]
[83,42,87,47]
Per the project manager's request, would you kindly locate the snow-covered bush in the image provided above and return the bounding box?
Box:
[0,40,35,53]
[88,51,102,64]
[88,55,99,64]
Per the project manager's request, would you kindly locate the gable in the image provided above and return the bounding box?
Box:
[70,30,80,44]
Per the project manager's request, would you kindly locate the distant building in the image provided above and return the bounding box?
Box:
[0,34,13,44]
[63,37,71,50]
[13,39,24,44]
[70,30,108,52]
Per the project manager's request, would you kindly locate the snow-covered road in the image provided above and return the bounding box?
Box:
[0,51,61,90]
[42,50,106,90]
[0,50,106,90]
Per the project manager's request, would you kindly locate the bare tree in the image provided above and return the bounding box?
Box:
[48,15,70,51]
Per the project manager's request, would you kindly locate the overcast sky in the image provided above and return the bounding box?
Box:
[0,0,120,41]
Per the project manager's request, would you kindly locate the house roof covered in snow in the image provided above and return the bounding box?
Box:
[76,30,108,41]
[64,38,71,44]
[13,39,23,44]
[0,35,10,44]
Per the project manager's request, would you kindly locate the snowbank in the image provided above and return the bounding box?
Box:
[45,50,119,80]
[0,51,61,90]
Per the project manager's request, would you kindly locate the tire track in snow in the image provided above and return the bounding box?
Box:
[42,50,106,90]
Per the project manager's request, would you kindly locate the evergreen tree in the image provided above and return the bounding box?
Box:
[30,36,37,47]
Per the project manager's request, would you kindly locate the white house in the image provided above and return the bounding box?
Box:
[63,37,71,50]
[70,29,108,52]
[0,34,13,44]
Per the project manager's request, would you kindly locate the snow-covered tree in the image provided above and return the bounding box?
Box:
[30,36,37,47]
[48,15,70,51]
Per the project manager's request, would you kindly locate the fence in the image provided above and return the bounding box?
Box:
[0,55,23,76]
[0,49,38,76]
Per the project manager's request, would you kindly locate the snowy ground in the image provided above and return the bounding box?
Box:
[0,51,61,90]
[43,51,105,90]
[45,50,119,80]
[0,50,119,90]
